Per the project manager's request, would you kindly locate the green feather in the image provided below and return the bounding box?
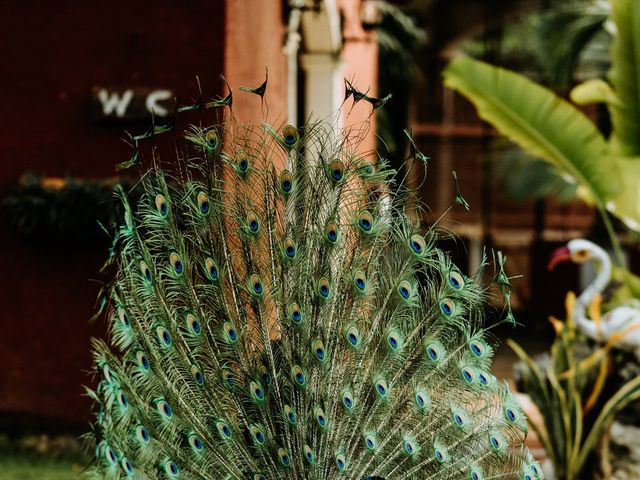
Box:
[87,94,537,480]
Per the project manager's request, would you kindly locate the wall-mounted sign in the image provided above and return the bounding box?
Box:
[91,87,175,120]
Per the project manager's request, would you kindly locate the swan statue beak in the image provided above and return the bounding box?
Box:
[548,246,571,271]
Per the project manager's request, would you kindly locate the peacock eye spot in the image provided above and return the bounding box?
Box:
[205,130,218,147]
[224,322,237,341]
[440,299,455,316]
[478,373,489,385]
[197,192,210,214]
[254,282,262,293]
[292,310,301,322]
[409,234,427,256]
[320,285,329,297]
[282,179,291,191]
[155,194,168,217]
[195,371,203,384]
[169,252,183,275]
[462,368,474,382]
[106,447,116,463]
[360,218,371,230]
[286,245,295,257]
[239,159,248,171]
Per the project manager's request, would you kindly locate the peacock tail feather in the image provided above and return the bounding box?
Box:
[86,81,542,480]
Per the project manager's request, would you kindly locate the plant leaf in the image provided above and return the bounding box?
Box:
[570,79,617,105]
[444,56,615,207]
[608,0,640,155]
[576,374,640,471]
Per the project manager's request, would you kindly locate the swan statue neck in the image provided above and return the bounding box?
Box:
[576,245,612,315]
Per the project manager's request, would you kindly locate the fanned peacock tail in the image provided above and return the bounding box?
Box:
[86,81,542,480]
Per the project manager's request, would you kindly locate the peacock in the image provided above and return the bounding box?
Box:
[86,78,542,480]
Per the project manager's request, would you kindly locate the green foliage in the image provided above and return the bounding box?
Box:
[444,55,614,207]
[509,294,640,480]
[535,1,610,87]
[1,173,134,240]
[0,455,82,480]
[376,1,426,169]
[444,0,640,259]
[494,146,578,202]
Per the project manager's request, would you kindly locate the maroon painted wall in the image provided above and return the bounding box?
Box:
[0,0,225,424]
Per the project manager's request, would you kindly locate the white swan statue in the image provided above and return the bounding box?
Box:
[548,239,640,353]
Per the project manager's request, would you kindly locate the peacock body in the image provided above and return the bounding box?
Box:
[88,83,541,480]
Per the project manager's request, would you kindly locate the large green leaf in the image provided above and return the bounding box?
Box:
[576,374,640,471]
[608,0,640,155]
[606,156,640,231]
[443,56,616,207]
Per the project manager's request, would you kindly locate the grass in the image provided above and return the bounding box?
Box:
[0,454,85,480]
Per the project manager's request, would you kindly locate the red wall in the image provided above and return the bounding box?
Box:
[0,0,225,424]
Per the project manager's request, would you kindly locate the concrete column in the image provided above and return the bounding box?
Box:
[299,53,345,124]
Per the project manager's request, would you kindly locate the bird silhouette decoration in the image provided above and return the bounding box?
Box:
[549,239,640,354]
[86,78,541,480]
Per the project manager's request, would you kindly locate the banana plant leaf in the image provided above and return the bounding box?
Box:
[608,0,640,156]
[443,56,616,209]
